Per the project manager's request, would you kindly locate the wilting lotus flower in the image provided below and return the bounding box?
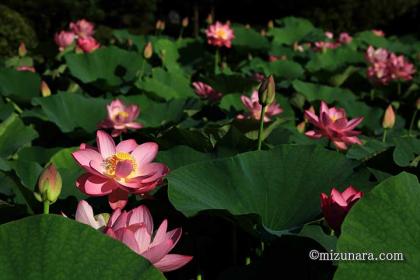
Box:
[192,82,222,102]
[105,204,193,272]
[99,99,143,137]
[72,130,169,209]
[237,90,282,122]
[304,101,364,150]
[321,186,363,232]
[205,21,235,48]
[338,32,352,44]
[16,66,36,72]
[70,19,95,38]
[73,200,108,230]
[77,37,100,53]
[54,31,75,51]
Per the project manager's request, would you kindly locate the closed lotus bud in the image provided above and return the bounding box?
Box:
[144,42,153,59]
[206,14,213,25]
[41,81,51,97]
[267,20,274,29]
[258,75,276,106]
[382,105,395,129]
[35,164,62,204]
[182,17,189,27]
[18,42,27,57]
[160,20,166,31]
[297,121,306,133]
[260,29,267,36]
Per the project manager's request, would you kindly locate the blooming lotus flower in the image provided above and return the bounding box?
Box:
[372,29,385,37]
[70,19,95,38]
[192,82,222,102]
[74,200,108,230]
[54,31,75,51]
[205,21,235,48]
[72,131,169,209]
[338,32,352,44]
[99,99,143,137]
[321,186,363,232]
[313,41,339,52]
[304,101,364,150]
[77,37,100,53]
[105,204,192,272]
[237,90,282,122]
[388,53,416,81]
[16,66,36,72]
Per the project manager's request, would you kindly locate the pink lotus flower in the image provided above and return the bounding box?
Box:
[237,90,283,122]
[54,31,75,51]
[99,99,143,137]
[205,21,235,48]
[338,32,352,44]
[192,82,223,102]
[304,101,364,150]
[321,186,363,232]
[105,204,193,272]
[73,200,108,230]
[268,55,287,62]
[388,53,416,81]
[324,31,334,39]
[372,29,385,37]
[16,66,36,72]
[72,131,169,209]
[77,37,100,53]
[313,41,339,52]
[70,19,95,38]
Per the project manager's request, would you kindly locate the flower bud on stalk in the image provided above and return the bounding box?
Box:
[34,164,62,214]
[41,81,51,97]
[182,17,189,28]
[267,20,274,29]
[382,105,396,129]
[258,75,276,106]
[143,42,153,59]
[18,42,27,57]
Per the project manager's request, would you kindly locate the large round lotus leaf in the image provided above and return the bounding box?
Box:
[168,144,357,232]
[334,172,420,280]
[0,215,165,280]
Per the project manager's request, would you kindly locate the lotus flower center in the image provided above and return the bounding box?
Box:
[216,29,228,39]
[112,111,129,123]
[104,152,137,179]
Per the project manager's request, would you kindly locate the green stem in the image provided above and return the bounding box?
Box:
[382,128,388,143]
[138,59,145,80]
[178,27,184,40]
[196,274,202,280]
[245,256,251,265]
[397,82,401,96]
[408,110,418,137]
[214,48,220,74]
[257,105,267,150]
[5,97,23,114]
[370,88,375,101]
[43,201,49,214]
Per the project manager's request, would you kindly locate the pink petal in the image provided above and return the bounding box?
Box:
[342,185,361,200]
[115,160,134,178]
[134,226,152,254]
[126,122,143,129]
[72,149,103,172]
[116,139,138,153]
[304,110,319,125]
[97,130,116,158]
[333,140,348,150]
[330,188,348,206]
[119,228,140,254]
[89,160,106,177]
[153,254,193,272]
[344,117,364,131]
[107,208,122,228]
[128,205,154,234]
[108,188,129,209]
[75,200,100,229]
[305,130,323,139]
[76,174,117,196]
[150,219,168,247]
[142,239,173,264]
[138,163,169,182]
[131,142,158,167]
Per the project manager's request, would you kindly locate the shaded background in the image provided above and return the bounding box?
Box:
[1,0,420,56]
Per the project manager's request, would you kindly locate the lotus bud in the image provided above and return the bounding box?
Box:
[267,20,274,29]
[297,121,306,133]
[127,38,133,47]
[144,42,153,59]
[245,24,251,29]
[258,75,276,106]
[206,14,213,25]
[40,81,51,97]
[34,164,62,204]
[18,42,27,57]
[182,17,189,27]
[382,105,396,129]
[260,29,267,36]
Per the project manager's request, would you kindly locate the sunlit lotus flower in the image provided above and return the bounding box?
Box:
[321,186,363,232]
[192,82,222,102]
[99,99,143,137]
[237,90,282,122]
[70,19,95,38]
[372,29,385,37]
[105,204,193,272]
[74,200,108,230]
[304,101,364,150]
[325,31,334,39]
[77,37,100,53]
[16,66,35,72]
[205,21,235,48]
[382,105,396,129]
[54,31,75,51]
[72,131,169,209]
[338,32,352,44]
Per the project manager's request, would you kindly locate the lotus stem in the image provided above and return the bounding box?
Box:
[382,128,388,143]
[178,27,184,40]
[246,256,251,265]
[43,201,49,214]
[257,105,267,150]
[408,110,418,137]
[370,88,375,101]
[214,48,220,74]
